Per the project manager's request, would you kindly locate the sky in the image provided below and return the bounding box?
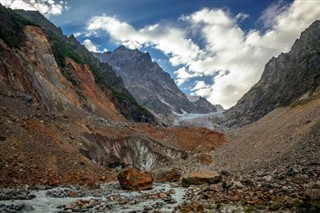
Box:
[1,0,320,108]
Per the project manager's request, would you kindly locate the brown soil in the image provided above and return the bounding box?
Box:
[0,85,226,187]
[0,86,114,187]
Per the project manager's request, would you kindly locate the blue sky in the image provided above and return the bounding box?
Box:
[2,0,320,108]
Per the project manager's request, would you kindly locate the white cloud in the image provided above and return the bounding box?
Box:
[174,67,193,86]
[73,31,99,38]
[83,39,101,52]
[87,15,200,63]
[191,81,213,97]
[258,0,289,29]
[0,0,67,16]
[85,0,320,108]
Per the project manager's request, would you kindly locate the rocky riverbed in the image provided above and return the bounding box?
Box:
[1,163,320,212]
[0,183,187,213]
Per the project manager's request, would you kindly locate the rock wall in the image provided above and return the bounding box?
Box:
[225,20,320,127]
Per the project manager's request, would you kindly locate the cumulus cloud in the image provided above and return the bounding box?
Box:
[0,0,67,16]
[87,15,200,64]
[83,39,99,52]
[85,0,320,108]
[174,67,195,86]
[191,81,213,97]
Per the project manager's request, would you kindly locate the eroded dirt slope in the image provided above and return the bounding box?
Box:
[0,24,227,186]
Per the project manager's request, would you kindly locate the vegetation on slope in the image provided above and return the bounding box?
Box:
[1,6,155,123]
[0,5,35,48]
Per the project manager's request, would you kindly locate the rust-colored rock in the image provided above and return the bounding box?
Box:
[181,170,221,187]
[153,168,181,183]
[68,191,79,197]
[197,153,213,164]
[117,167,153,190]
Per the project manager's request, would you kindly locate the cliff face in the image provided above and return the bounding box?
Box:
[0,24,124,121]
[225,20,320,127]
[14,9,155,123]
[94,46,218,122]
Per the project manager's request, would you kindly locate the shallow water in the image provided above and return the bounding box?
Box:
[0,183,187,212]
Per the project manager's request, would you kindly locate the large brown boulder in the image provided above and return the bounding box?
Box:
[181,170,221,187]
[153,168,181,183]
[117,167,153,190]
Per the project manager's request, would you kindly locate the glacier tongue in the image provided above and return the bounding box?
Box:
[173,111,225,130]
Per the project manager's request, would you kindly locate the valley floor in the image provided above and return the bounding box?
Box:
[0,86,320,212]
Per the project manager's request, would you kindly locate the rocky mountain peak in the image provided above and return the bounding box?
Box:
[112,46,152,63]
[94,47,218,123]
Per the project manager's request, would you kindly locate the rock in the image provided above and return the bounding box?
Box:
[168,189,176,194]
[23,185,30,191]
[82,203,89,209]
[65,203,74,210]
[68,191,79,197]
[153,168,181,183]
[101,196,107,202]
[169,199,177,204]
[263,175,273,182]
[197,153,213,164]
[27,192,36,199]
[270,201,282,211]
[170,182,179,187]
[181,170,221,187]
[33,184,46,190]
[305,189,320,200]
[15,203,25,210]
[233,181,244,189]
[117,167,153,190]
[21,204,34,212]
[284,196,294,207]
[158,193,167,198]
[19,92,33,102]
[221,170,230,176]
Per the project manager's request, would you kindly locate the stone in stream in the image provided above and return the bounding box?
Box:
[153,168,181,183]
[117,167,153,190]
[21,204,34,212]
[181,170,221,187]
[27,191,36,199]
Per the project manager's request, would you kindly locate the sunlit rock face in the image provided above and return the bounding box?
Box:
[225,20,320,128]
[94,46,218,123]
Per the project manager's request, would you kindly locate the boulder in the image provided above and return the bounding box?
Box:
[197,153,213,164]
[153,168,181,183]
[181,170,221,187]
[117,167,153,190]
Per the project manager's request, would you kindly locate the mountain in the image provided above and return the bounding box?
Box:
[94,47,218,122]
[1,5,320,212]
[0,5,226,186]
[13,9,155,124]
[224,20,320,127]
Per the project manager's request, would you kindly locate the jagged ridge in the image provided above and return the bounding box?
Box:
[225,20,320,127]
[94,46,218,122]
